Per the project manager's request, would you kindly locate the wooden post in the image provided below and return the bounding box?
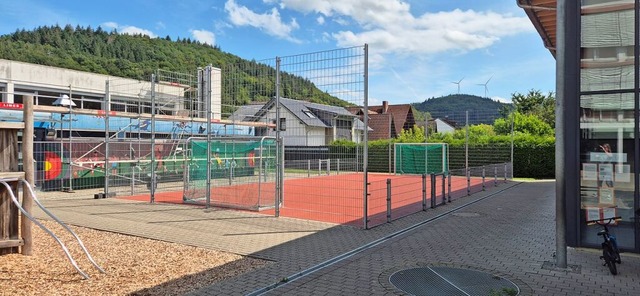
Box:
[22,96,34,255]
[0,121,22,255]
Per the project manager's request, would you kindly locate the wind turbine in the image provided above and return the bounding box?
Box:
[477,75,493,98]
[451,77,464,94]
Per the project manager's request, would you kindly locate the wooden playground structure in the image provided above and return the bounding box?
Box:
[0,97,104,279]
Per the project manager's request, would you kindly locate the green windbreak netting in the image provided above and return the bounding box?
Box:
[395,143,448,175]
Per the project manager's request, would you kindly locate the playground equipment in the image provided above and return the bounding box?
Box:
[0,96,103,279]
[0,178,105,279]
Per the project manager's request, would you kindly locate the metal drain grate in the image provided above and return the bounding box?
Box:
[389,266,519,296]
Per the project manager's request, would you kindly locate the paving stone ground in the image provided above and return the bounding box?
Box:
[35,181,640,295]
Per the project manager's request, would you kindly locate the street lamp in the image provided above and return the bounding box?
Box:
[53,94,76,192]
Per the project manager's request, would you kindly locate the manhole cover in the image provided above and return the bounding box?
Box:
[452,212,481,217]
[389,266,519,296]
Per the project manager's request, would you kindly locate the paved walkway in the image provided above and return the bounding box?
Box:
[35,181,640,295]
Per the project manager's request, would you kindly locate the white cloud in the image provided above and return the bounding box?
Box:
[101,22,118,30]
[492,96,511,103]
[268,1,533,55]
[191,29,216,45]
[224,0,301,43]
[101,22,156,38]
[156,21,166,30]
[316,16,325,25]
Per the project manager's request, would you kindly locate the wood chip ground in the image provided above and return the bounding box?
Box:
[0,220,269,295]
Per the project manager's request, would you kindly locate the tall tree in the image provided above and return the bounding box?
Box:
[511,90,555,127]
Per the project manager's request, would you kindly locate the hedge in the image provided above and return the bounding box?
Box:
[330,137,556,179]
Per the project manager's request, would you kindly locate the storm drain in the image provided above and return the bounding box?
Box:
[389,266,519,296]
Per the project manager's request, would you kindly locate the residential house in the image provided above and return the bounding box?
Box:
[434,118,457,134]
[347,101,416,140]
[233,97,365,146]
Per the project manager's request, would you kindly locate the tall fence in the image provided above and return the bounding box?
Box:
[4,45,516,229]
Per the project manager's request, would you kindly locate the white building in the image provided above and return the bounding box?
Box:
[0,59,220,120]
[232,97,366,146]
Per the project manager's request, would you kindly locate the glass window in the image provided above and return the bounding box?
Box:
[579,94,635,249]
[302,109,316,118]
[579,0,635,250]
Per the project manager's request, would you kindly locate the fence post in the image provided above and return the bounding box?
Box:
[307,159,310,178]
[430,174,436,209]
[386,178,391,223]
[441,174,446,205]
[327,159,330,175]
[466,168,470,196]
[422,174,427,211]
[494,165,498,187]
[447,172,451,202]
[337,158,340,175]
[482,166,486,191]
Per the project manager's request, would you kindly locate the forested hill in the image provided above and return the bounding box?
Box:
[412,94,510,124]
[0,25,349,108]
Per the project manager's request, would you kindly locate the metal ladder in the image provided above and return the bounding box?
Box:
[0,178,106,279]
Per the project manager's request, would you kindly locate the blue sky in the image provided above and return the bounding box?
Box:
[0,0,556,105]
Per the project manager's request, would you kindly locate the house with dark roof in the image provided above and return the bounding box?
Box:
[232,97,366,146]
[346,101,416,140]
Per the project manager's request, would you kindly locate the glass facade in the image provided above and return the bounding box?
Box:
[579,0,637,249]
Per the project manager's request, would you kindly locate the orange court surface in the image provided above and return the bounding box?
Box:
[120,173,486,227]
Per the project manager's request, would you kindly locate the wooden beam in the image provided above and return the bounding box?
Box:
[0,172,25,180]
[0,239,24,249]
[0,122,24,130]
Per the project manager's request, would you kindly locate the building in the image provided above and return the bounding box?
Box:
[236,97,365,146]
[0,59,221,119]
[520,1,639,252]
[434,118,457,134]
[347,101,416,140]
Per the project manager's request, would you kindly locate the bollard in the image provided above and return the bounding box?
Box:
[504,163,508,182]
[482,167,486,191]
[386,178,392,223]
[431,174,436,209]
[422,174,427,211]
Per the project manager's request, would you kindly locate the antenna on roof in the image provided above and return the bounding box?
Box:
[477,75,493,98]
[451,77,464,94]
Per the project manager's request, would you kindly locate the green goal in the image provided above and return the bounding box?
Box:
[394,143,449,175]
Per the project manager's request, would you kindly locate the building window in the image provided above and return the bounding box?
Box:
[302,109,316,118]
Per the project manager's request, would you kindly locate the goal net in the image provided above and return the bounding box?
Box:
[394,143,449,175]
[183,137,277,209]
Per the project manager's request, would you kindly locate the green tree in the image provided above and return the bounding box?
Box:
[396,125,426,143]
[494,112,553,136]
[511,89,555,127]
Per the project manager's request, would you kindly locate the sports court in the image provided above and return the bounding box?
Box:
[120,172,487,227]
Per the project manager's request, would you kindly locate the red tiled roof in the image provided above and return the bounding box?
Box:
[347,103,416,139]
[367,113,394,140]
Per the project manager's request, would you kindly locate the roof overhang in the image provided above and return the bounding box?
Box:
[517,0,557,57]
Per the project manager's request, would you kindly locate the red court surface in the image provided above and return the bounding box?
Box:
[120,173,487,227]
